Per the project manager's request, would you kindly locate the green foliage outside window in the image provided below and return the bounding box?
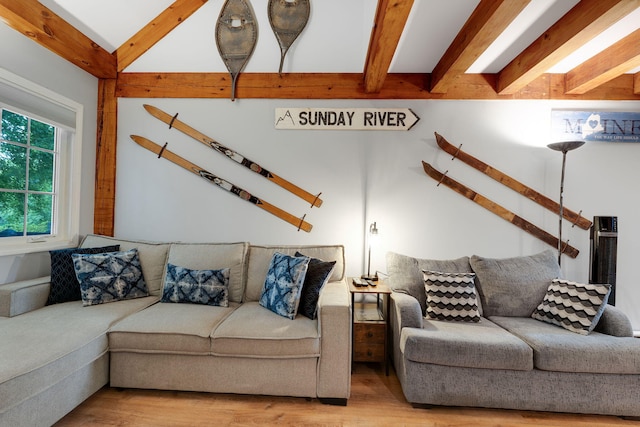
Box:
[0,109,56,237]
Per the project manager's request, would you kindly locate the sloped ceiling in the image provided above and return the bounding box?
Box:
[1,0,640,99]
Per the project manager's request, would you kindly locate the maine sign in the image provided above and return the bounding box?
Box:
[275,108,420,131]
[551,110,640,143]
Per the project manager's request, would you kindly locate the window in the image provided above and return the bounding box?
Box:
[0,68,82,255]
[1,108,58,239]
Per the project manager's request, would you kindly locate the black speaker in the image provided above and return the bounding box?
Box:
[589,216,618,305]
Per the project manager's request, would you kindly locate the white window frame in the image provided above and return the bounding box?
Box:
[0,68,83,256]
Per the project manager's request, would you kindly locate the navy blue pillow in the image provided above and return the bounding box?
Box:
[47,245,120,305]
[295,251,336,319]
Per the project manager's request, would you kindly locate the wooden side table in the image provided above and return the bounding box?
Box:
[349,279,391,375]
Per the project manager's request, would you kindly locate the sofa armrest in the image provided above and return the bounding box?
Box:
[0,276,51,317]
[595,304,633,337]
[390,291,423,330]
[316,278,351,400]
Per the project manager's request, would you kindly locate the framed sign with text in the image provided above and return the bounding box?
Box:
[275,108,420,131]
[551,110,640,143]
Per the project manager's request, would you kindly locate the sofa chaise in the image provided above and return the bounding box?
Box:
[386,249,640,417]
[0,234,351,427]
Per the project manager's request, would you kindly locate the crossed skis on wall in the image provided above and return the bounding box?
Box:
[422,132,591,259]
[131,105,322,232]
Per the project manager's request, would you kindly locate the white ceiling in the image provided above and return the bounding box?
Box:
[38,0,640,75]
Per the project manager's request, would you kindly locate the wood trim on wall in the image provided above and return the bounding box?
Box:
[94,79,118,236]
[115,72,640,100]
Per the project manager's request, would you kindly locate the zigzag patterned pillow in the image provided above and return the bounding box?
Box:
[423,270,480,322]
[532,279,611,335]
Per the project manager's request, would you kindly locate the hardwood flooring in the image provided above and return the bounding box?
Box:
[56,363,638,427]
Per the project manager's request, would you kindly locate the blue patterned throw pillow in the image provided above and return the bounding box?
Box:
[47,245,120,305]
[295,251,336,320]
[72,248,149,306]
[259,252,310,319]
[162,264,230,306]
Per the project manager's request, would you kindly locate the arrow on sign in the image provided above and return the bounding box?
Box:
[275,108,420,131]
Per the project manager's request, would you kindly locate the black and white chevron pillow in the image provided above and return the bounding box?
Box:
[532,279,611,335]
[423,270,480,322]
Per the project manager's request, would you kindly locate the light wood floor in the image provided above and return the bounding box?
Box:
[56,363,638,427]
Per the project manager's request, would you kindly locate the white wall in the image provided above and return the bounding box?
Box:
[0,24,98,283]
[117,98,640,329]
[2,21,639,331]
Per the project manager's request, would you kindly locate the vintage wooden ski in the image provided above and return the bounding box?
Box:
[143,104,323,208]
[422,161,578,258]
[131,135,312,232]
[435,132,592,230]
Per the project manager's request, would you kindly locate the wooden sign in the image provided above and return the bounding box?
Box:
[551,110,640,143]
[275,108,420,131]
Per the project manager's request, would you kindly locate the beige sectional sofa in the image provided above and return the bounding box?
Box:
[386,249,640,417]
[0,235,351,427]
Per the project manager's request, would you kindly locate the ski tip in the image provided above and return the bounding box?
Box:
[421,161,438,176]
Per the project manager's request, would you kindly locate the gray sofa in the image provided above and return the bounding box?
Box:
[0,235,351,427]
[386,249,640,417]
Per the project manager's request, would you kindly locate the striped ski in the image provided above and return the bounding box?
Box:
[422,161,578,258]
[143,104,323,208]
[435,132,591,230]
[131,135,312,233]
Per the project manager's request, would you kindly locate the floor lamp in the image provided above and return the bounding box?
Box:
[547,140,585,266]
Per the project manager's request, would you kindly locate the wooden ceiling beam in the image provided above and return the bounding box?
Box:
[116,0,208,72]
[0,0,116,78]
[363,0,414,94]
[497,0,640,95]
[565,28,640,94]
[635,72,640,94]
[430,0,530,94]
[115,72,640,100]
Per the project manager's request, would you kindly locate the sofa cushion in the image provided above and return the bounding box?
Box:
[72,249,149,306]
[109,302,238,355]
[161,264,230,307]
[423,270,480,322]
[211,302,320,358]
[295,252,336,320]
[532,279,611,335]
[0,296,157,413]
[386,251,472,316]
[80,234,170,296]
[490,316,640,374]
[259,252,310,319]
[161,242,248,304]
[400,318,533,371]
[470,250,560,317]
[245,245,344,301]
[47,245,120,305]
